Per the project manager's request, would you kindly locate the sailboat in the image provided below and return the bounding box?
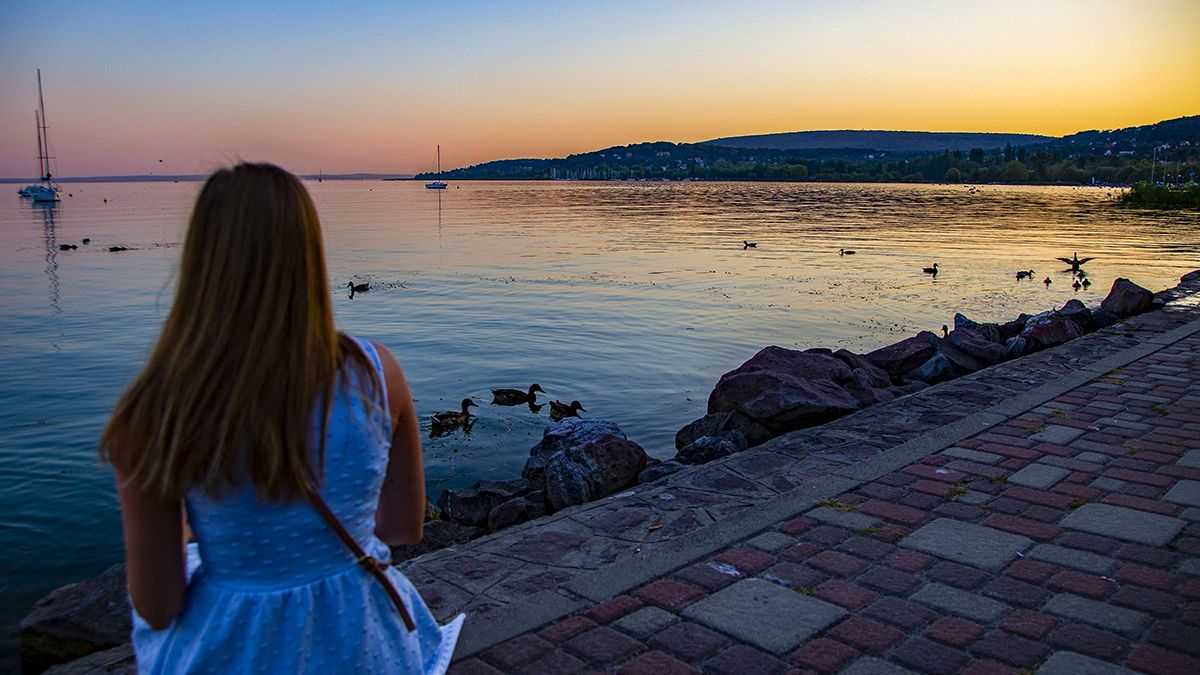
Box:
[425,145,448,189]
[18,69,61,203]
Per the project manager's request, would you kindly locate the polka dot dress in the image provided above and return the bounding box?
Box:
[132,337,463,674]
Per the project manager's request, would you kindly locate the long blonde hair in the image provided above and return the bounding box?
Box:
[101,163,376,502]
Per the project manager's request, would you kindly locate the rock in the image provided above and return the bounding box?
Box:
[708,346,874,434]
[523,418,626,486]
[871,387,896,403]
[436,478,532,527]
[1005,335,1027,358]
[544,435,648,511]
[1058,299,1096,334]
[1182,270,1200,283]
[833,349,892,388]
[1092,308,1120,328]
[999,314,1031,341]
[918,332,982,375]
[953,313,1003,344]
[43,644,134,674]
[866,333,938,379]
[424,499,439,521]
[389,520,482,563]
[675,411,771,450]
[909,353,955,384]
[487,491,547,532]
[948,327,1008,366]
[1020,311,1083,352]
[638,460,686,484]
[1101,278,1154,316]
[676,434,744,465]
[20,564,131,673]
[888,381,929,398]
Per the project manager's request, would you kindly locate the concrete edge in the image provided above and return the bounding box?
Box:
[451,310,1200,660]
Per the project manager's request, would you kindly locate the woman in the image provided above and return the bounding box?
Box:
[101,163,462,673]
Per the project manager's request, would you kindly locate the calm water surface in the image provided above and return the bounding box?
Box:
[1,180,1197,659]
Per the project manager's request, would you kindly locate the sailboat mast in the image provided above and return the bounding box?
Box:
[437,145,441,178]
[36,68,52,183]
[35,110,46,181]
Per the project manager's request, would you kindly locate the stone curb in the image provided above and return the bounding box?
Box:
[451,314,1200,660]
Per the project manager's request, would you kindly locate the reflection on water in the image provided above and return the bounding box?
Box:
[0,180,1198,661]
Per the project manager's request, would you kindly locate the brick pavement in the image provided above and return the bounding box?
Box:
[451,331,1200,674]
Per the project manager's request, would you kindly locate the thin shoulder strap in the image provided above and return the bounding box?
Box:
[306,485,416,631]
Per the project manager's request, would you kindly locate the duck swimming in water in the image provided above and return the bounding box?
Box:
[1044,277,1052,287]
[743,240,757,249]
[431,398,476,430]
[491,383,545,406]
[923,263,939,275]
[347,281,370,299]
[549,400,586,421]
[1081,277,1091,288]
[1016,270,1035,280]
[839,248,856,255]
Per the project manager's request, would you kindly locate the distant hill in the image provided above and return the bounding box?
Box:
[705,130,1053,152]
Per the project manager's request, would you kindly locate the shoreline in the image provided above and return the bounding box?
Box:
[18,271,1200,672]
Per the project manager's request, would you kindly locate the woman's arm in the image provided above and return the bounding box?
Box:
[115,471,187,630]
[372,342,426,546]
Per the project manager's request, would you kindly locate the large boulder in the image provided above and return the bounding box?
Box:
[909,353,955,384]
[676,434,744,465]
[544,435,648,511]
[1101,278,1154,316]
[999,314,1032,341]
[919,332,983,375]
[866,333,938,379]
[487,491,547,532]
[1021,311,1084,352]
[708,346,876,434]
[833,349,893,388]
[1058,299,1096,334]
[675,411,771,450]
[436,478,532,527]
[43,644,134,674]
[953,313,1003,344]
[390,520,482,563]
[948,327,1008,366]
[1181,270,1200,284]
[638,460,686,484]
[20,564,131,673]
[522,419,625,486]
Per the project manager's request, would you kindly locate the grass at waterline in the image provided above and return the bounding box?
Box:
[1120,181,1200,208]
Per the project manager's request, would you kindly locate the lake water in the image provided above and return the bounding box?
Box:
[1,180,1197,663]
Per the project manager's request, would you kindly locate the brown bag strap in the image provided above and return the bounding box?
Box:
[306,486,416,631]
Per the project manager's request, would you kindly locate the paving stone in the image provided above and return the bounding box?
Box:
[942,447,1004,465]
[1027,544,1117,575]
[681,578,844,654]
[840,656,917,675]
[1007,463,1071,489]
[899,518,1033,571]
[562,626,643,666]
[647,622,729,662]
[1029,425,1085,445]
[1043,593,1150,636]
[1037,651,1136,675]
[890,637,970,675]
[744,532,796,552]
[1178,450,1200,469]
[703,644,788,675]
[957,490,992,505]
[616,651,698,675]
[806,506,882,531]
[1180,559,1200,577]
[861,597,936,630]
[910,583,1010,623]
[613,606,680,639]
[789,637,857,673]
[1179,507,1200,522]
[1163,480,1200,507]
[1075,452,1112,465]
[1059,503,1187,546]
[1089,477,1127,491]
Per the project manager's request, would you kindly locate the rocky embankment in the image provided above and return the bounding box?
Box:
[19,274,1188,672]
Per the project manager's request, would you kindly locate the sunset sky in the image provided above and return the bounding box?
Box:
[2,0,1197,177]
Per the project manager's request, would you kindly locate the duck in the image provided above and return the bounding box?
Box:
[58,243,77,251]
[491,383,545,406]
[1073,280,1082,291]
[941,324,949,338]
[1044,277,1052,287]
[743,240,757,249]
[1055,252,1095,272]
[431,399,476,430]
[1016,269,1035,280]
[81,238,90,245]
[922,263,939,275]
[347,281,370,299]
[1081,277,1091,289]
[549,400,586,421]
[839,248,856,256]
[108,246,127,252]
